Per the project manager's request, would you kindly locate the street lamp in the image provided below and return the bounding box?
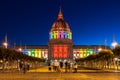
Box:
[3,42,8,48]
[19,48,22,52]
[111,41,118,48]
[111,36,118,48]
[98,48,102,52]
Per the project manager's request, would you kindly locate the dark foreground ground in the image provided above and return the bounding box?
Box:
[0,66,120,80]
[0,72,120,80]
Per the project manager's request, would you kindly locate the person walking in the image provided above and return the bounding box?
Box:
[19,62,23,72]
[23,62,27,74]
[73,63,78,73]
[60,61,63,69]
[65,61,68,73]
[53,60,57,71]
[69,60,73,73]
[26,63,30,71]
[48,62,52,71]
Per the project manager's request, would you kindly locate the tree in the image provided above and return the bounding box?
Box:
[98,50,114,69]
[112,46,120,70]
[0,47,45,72]
[112,46,120,58]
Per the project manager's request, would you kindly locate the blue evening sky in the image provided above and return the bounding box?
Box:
[0,0,120,47]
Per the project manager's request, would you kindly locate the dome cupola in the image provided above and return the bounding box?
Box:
[50,8,71,32]
[49,8,72,40]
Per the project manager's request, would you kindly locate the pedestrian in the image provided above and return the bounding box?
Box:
[53,60,60,72]
[19,62,23,72]
[69,60,73,72]
[73,63,78,73]
[53,60,57,71]
[60,61,63,69]
[48,62,52,71]
[56,61,60,72]
[26,63,30,71]
[23,62,27,74]
[65,61,68,73]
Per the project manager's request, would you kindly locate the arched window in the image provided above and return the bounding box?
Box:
[61,31,64,38]
[51,32,54,39]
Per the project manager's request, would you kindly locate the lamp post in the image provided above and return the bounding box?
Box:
[3,34,8,48]
[104,39,107,50]
[111,36,118,48]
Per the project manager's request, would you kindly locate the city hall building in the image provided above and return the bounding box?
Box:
[16,9,110,61]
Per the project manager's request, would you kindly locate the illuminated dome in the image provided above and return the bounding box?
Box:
[49,8,72,40]
[50,9,71,32]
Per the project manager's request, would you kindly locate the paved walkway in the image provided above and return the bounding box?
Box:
[0,66,120,80]
[28,66,120,73]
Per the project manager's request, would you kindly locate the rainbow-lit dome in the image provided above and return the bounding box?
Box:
[51,19,70,31]
[49,8,72,40]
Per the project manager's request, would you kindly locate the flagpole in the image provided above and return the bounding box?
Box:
[104,39,107,50]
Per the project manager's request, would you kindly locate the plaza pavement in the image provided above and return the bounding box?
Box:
[28,66,120,73]
[0,66,120,80]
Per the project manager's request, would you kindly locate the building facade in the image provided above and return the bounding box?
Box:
[16,9,110,61]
